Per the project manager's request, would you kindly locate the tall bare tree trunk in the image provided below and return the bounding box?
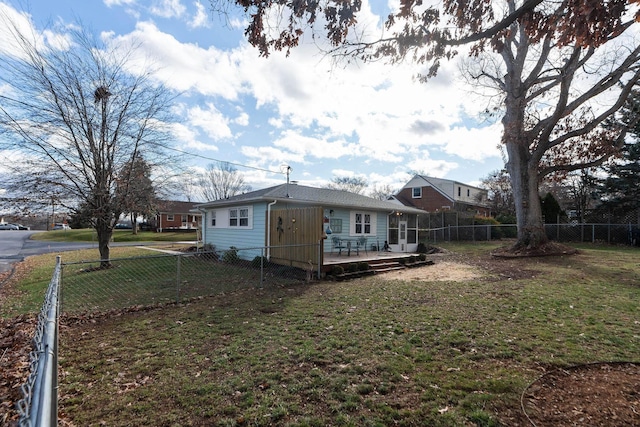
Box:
[131,212,138,235]
[96,219,113,269]
[502,68,548,250]
[505,142,547,249]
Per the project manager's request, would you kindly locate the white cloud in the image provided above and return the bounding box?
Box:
[272,130,359,160]
[188,1,209,28]
[170,122,218,151]
[103,0,136,6]
[406,158,459,177]
[187,103,232,140]
[241,145,306,165]
[234,111,249,126]
[150,0,186,18]
[441,123,503,162]
[107,21,245,99]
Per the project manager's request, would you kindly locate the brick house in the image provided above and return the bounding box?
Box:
[153,200,202,232]
[393,175,491,216]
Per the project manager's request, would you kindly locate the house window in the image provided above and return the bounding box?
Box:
[181,215,187,225]
[167,214,174,221]
[467,189,470,197]
[412,187,422,198]
[329,218,342,233]
[458,187,461,197]
[229,207,250,227]
[354,213,371,234]
[239,208,249,226]
[211,211,216,227]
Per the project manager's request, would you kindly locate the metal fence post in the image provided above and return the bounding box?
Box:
[260,247,264,285]
[317,241,322,280]
[176,254,181,303]
[592,224,595,243]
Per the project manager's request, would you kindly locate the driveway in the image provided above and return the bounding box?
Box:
[0,230,98,274]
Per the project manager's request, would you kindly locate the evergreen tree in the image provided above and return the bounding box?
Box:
[598,91,640,221]
[116,157,158,234]
[540,193,563,224]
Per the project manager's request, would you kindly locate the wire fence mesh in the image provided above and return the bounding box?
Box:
[60,245,317,315]
[421,223,638,246]
[16,257,60,427]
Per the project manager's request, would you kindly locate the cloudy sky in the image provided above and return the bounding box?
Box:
[0,0,504,199]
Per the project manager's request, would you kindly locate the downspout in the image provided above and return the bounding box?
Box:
[197,208,207,250]
[267,200,277,260]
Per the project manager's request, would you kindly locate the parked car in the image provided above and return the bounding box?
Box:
[115,223,132,229]
[53,223,71,230]
[0,223,19,230]
[11,223,30,230]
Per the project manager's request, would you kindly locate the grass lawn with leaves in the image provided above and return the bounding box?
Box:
[55,243,640,426]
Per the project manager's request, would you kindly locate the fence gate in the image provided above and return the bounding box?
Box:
[268,207,324,270]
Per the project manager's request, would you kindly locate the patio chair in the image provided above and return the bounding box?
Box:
[331,236,347,255]
[355,236,367,255]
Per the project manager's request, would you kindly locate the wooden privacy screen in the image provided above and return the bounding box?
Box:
[267,207,325,270]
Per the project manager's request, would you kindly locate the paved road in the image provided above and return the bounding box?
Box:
[0,230,99,274]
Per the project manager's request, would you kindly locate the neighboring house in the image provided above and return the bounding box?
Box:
[393,175,491,216]
[153,200,202,232]
[194,183,425,267]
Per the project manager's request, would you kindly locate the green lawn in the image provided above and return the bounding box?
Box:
[31,228,197,243]
[54,243,640,426]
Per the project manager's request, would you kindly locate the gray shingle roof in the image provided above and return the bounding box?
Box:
[194,184,424,214]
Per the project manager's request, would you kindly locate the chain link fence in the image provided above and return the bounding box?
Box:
[421,223,638,245]
[16,257,61,427]
[60,244,318,315]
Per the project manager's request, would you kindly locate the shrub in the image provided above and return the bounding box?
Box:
[345,263,359,273]
[408,255,417,263]
[357,262,370,271]
[418,253,427,261]
[251,256,269,268]
[222,246,239,263]
[331,265,344,276]
[474,216,503,240]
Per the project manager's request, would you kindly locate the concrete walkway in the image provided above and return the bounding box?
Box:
[135,246,183,255]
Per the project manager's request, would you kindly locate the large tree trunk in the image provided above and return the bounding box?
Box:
[95,217,114,269]
[131,212,138,235]
[502,66,548,251]
[505,142,548,249]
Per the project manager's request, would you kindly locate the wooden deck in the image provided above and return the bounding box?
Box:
[323,250,419,266]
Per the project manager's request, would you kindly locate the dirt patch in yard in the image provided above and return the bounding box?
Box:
[379,260,483,282]
[520,362,640,426]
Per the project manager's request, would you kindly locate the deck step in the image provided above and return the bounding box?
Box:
[373,266,406,273]
[368,261,405,273]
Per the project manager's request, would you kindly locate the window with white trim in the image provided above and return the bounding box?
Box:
[211,211,216,227]
[229,207,250,227]
[351,211,375,235]
[412,187,422,198]
[167,214,174,221]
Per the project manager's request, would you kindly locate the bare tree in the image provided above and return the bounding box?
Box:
[325,176,368,194]
[480,170,515,219]
[197,162,251,201]
[116,157,158,235]
[0,15,175,267]
[369,184,397,201]
[218,0,640,253]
